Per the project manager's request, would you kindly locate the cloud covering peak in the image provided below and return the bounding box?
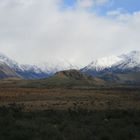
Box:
[0,0,140,66]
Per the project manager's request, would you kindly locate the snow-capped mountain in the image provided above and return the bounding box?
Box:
[0,52,21,70]
[112,51,140,71]
[81,55,122,72]
[0,53,50,79]
[1,50,140,80]
[81,50,140,76]
[0,52,79,79]
[37,60,80,74]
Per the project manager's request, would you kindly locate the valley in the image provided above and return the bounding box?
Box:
[0,68,140,111]
[0,51,140,140]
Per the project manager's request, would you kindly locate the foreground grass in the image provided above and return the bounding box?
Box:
[0,86,140,140]
[0,104,140,140]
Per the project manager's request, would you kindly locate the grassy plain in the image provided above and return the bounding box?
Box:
[0,87,140,111]
[0,82,140,140]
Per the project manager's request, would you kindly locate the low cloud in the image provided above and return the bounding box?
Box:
[0,0,140,66]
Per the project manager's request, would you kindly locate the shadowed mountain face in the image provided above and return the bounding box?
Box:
[99,72,140,84]
[0,70,105,88]
[51,70,140,85]
[0,63,20,79]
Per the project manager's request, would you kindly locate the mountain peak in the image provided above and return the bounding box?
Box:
[82,50,140,75]
[82,55,121,72]
[113,50,140,70]
[0,52,80,79]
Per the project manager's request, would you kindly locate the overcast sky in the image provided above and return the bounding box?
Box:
[0,0,140,66]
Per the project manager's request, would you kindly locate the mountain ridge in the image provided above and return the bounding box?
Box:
[0,53,75,79]
[81,50,140,75]
[0,50,140,84]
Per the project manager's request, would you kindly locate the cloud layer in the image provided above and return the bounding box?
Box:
[0,0,140,66]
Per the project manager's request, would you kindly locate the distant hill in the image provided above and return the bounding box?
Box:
[1,69,140,88]
[14,70,105,88]
[0,70,105,88]
[100,71,140,85]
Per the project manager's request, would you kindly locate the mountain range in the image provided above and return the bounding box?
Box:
[0,53,78,79]
[81,51,140,74]
[81,51,140,84]
[0,50,140,84]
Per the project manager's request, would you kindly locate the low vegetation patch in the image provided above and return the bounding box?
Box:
[0,104,140,140]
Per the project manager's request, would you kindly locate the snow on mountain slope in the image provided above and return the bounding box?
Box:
[81,50,140,74]
[113,51,140,70]
[1,50,140,79]
[0,53,49,79]
[0,52,20,69]
[0,52,80,79]
[37,60,80,74]
[0,63,20,79]
[82,55,122,72]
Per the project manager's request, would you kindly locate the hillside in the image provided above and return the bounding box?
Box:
[100,71,140,85]
[0,63,20,79]
[25,70,105,88]
[0,70,105,88]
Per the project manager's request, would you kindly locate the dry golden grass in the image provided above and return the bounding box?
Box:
[0,87,140,111]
